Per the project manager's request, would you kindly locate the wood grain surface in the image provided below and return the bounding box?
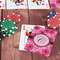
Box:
[0,9,60,60]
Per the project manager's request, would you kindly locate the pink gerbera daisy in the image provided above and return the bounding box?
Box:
[42,49,49,56]
[56,0,60,4]
[25,44,33,51]
[50,3,56,8]
[34,26,40,30]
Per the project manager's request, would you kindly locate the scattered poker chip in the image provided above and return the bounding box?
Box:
[1,19,18,36]
[47,13,60,29]
[0,30,6,40]
[47,12,57,19]
[3,13,21,24]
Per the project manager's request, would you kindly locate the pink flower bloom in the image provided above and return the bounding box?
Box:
[44,29,50,33]
[56,0,60,4]
[50,30,54,34]
[42,49,49,56]
[25,44,33,51]
[39,30,44,34]
[50,0,60,8]
[34,26,40,30]
[50,3,56,8]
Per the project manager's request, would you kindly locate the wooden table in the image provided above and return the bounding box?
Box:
[0,9,60,60]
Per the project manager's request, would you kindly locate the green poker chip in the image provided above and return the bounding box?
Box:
[1,19,18,36]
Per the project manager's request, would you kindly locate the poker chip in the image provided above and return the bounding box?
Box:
[47,12,57,19]
[3,16,7,21]
[47,13,60,29]
[0,30,6,40]
[3,13,21,24]
[1,19,18,36]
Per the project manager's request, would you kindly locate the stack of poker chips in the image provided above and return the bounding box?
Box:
[47,12,60,29]
[0,13,21,40]
[10,0,24,6]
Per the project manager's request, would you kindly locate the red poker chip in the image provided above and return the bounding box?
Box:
[3,16,7,21]
[47,13,60,29]
[3,13,21,24]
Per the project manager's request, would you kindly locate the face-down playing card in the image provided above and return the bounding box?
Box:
[24,26,57,57]
[50,0,60,8]
[28,0,50,9]
[0,0,5,9]
[7,0,27,9]
[19,24,45,51]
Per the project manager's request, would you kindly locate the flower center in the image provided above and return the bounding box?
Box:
[46,30,48,32]
[52,5,55,7]
[45,51,47,53]
[58,1,60,3]
[29,46,31,47]
[51,31,53,33]
[36,27,38,29]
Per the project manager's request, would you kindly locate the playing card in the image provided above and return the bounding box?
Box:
[0,0,5,9]
[28,0,50,9]
[7,0,27,9]
[24,26,57,57]
[50,0,60,8]
[19,24,45,51]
